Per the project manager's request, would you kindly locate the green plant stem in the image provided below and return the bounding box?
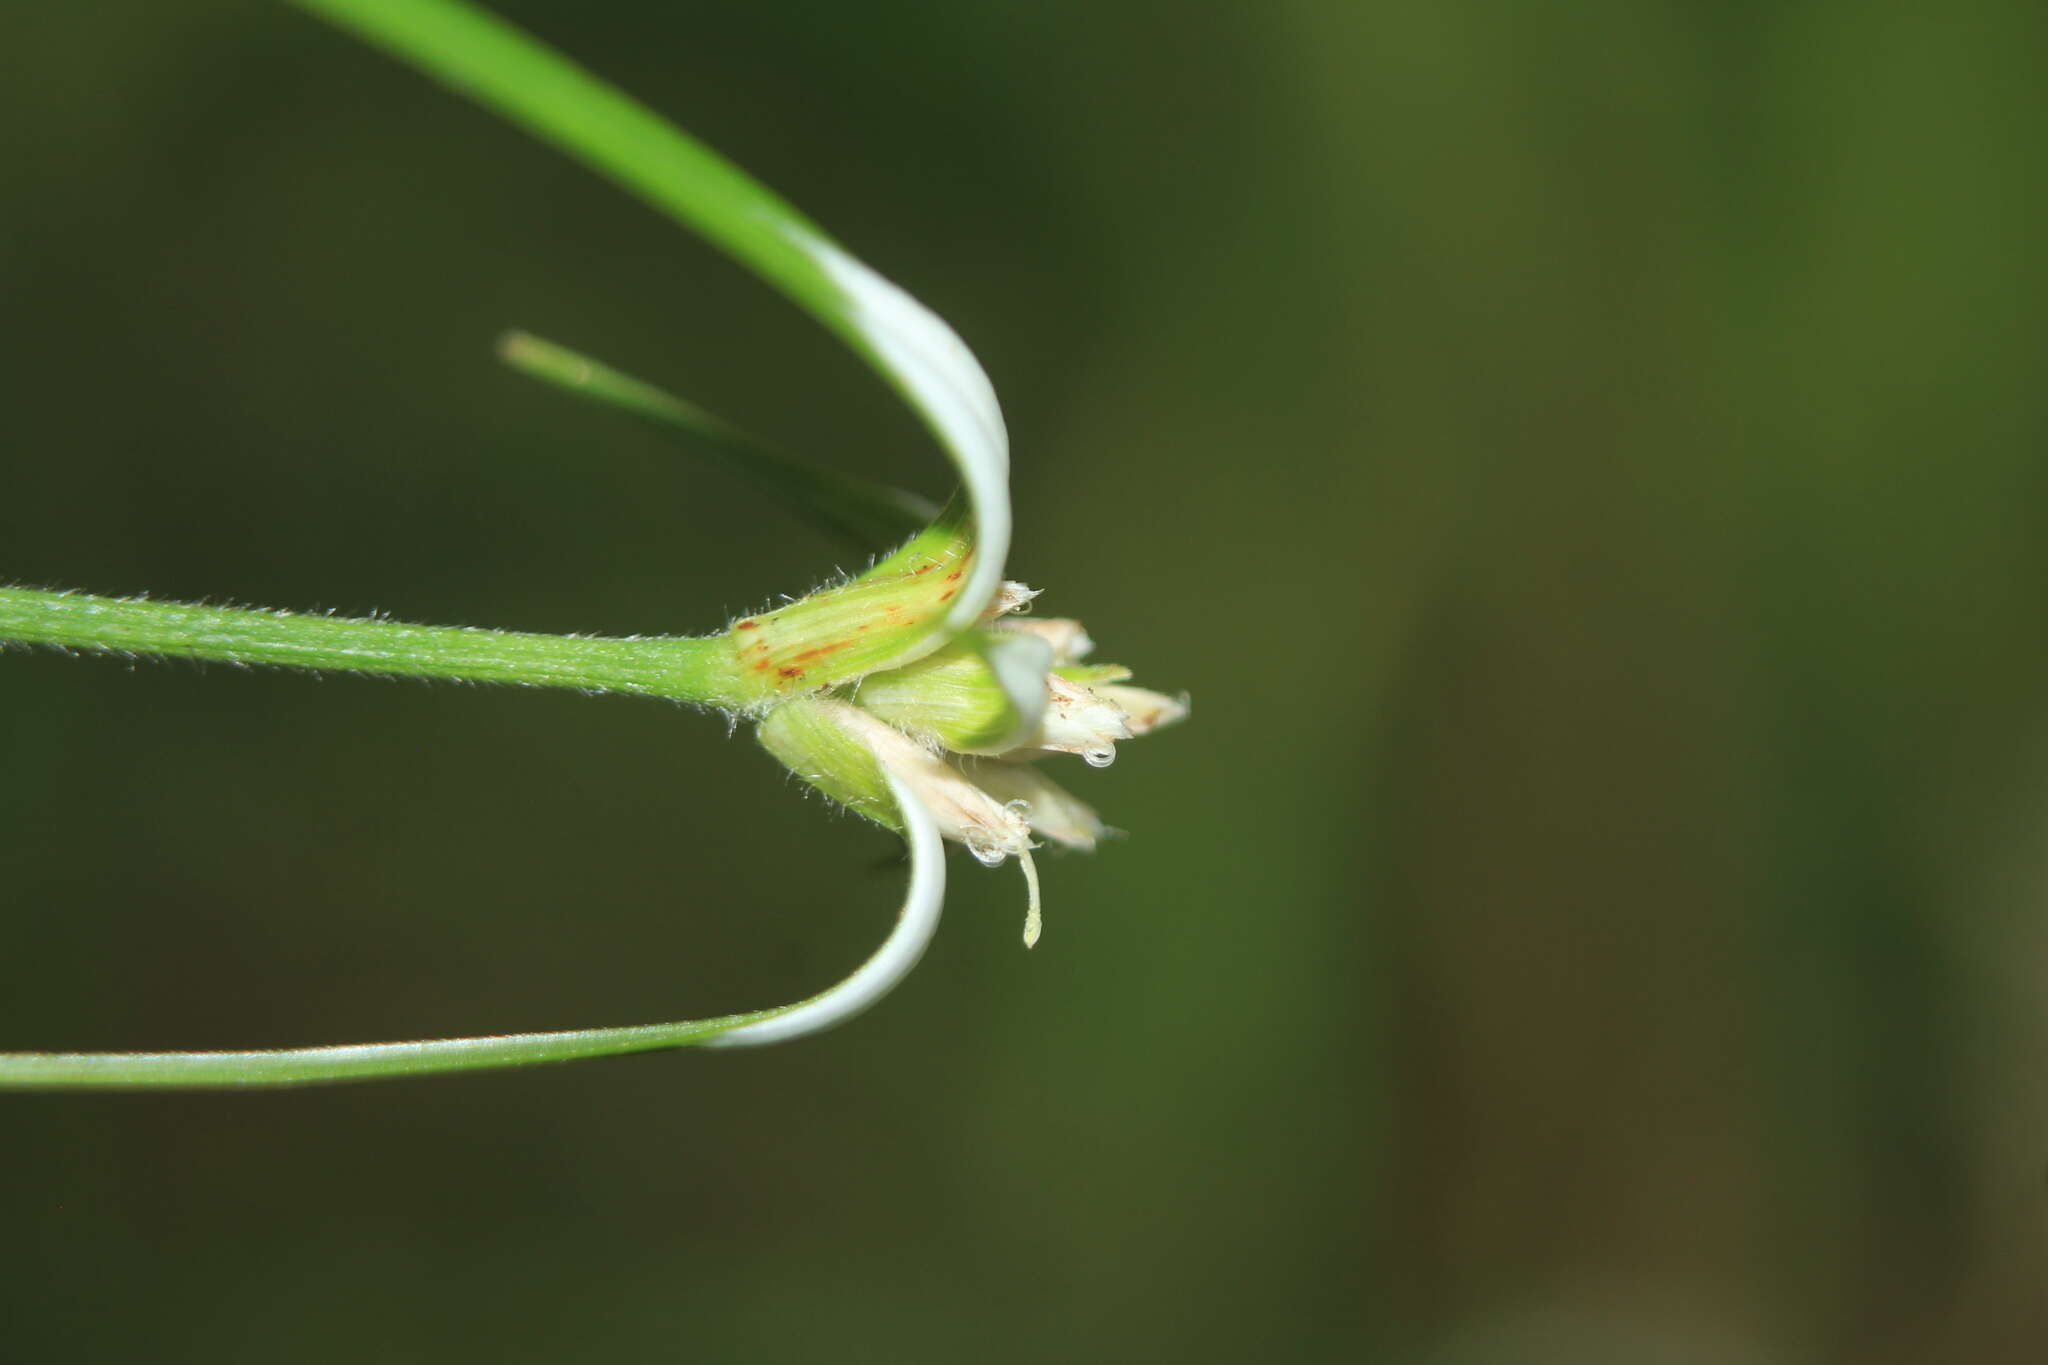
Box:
[0,587,757,707]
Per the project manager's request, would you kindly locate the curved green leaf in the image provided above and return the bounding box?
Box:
[291,0,1012,625]
[0,775,945,1088]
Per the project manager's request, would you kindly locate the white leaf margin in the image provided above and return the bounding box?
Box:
[706,770,945,1046]
[782,226,1013,633]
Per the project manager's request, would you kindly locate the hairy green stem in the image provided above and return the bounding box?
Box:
[0,587,756,707]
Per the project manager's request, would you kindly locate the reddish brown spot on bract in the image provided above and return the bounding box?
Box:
[945,567,963,582]
[777,666,804,681]
[793,642,849,662]
[735,619,760,631]
[938,589,956,602]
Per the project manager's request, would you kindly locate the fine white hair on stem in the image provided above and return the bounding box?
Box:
[705,770,946,1047]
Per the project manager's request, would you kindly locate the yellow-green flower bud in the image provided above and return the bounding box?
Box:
[756,694,897,829]
[758,697,1034,868]
[852,631,1051,754]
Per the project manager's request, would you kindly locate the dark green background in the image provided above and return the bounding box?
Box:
[5,2,2046,1360]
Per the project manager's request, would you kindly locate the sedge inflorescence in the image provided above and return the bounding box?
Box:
[740,513,1186,947]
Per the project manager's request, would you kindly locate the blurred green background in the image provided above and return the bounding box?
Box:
[5,1,2047,1360]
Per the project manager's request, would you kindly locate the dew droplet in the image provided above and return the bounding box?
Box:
[1082,746,1116,769]
[965,836,1008,868]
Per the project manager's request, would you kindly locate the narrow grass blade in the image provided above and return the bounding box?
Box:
[499,331,935,547]
[0,775,945,1087]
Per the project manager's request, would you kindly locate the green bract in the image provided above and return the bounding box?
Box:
[722,510,981,704]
